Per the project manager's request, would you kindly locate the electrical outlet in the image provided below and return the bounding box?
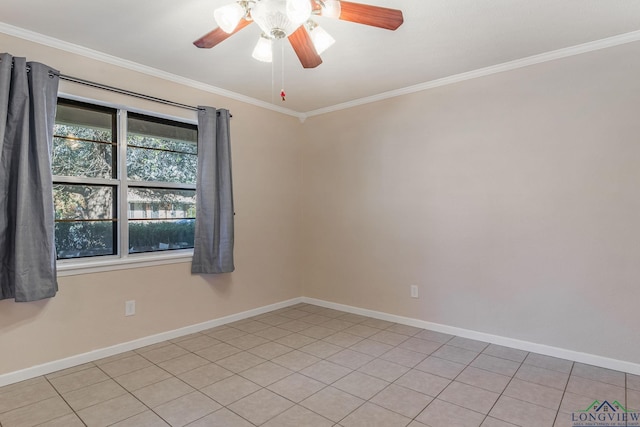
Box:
[125,300,136,316]
[410,285,419,298]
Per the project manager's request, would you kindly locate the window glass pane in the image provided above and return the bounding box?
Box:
[54,101,115,179]
[126,147,197,184]
[127,114,197,184]
[54,185,116,220]
[128,188,195,253]
[54,184,117,259]
[52,137,114,179]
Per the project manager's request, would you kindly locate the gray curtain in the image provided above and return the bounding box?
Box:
[191,106,235,274]
[0,53,60,301]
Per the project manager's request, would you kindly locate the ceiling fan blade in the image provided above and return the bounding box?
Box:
[193,19,252,48]
[288,26,322,69]
[338,1,404,30]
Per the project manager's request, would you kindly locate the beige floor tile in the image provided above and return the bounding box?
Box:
[279,320,314,333]
[336,313,369,324]
[226,333,270,350]
[262,404,334,427]
[133,342,171,355]
[395,369,452,397]
[177,363,234,389]
[349,339,393,357]
[275,333,318,349]
[99,354,154,378]
[62,379,127,411]
[257,314,293,326]
[481,417,518,427]
[0,376,46,395]
[514,363,569,390]
[200,375,261,406]
[321,319,357,332]
[357,358,409,382]
[282,308,317,320]
[253,326,293,341]
[572,363,626,387]
[300,360,352,384]
[239,361,293,387]
[342,324,381,338]
[228,388,294,425]
[456,366,512,393]
[438,381,500,414]
[157,353,209,376]
[300,386,365,423]
[268,372,326,402]
[110,410,170,427]
[114,365,173,391]
[186,407,254,427]
[489,395,556,427]
[523,353,573,374]
[230,320,271,334]
[76,394,146,427]
[37,413,86,427]
[416,399,485,427]
[174,335,220,352]
[0,396,72,427]
[565,375,626,403]
[503,378,564,410]
[482,344,528,363]
[273,349,321,371]
[470,354,520,376]
[322,332,364,348]
[413,330,454,343]
[170,332,203,343]
[370,383,432,418]
[247,342,294,359]
[48,367,109,394]
[133,377,194,408]
[385,324,423,337]
[448,337,490,352]
[300,313,332,325]
[0,379,58,413]
[369,330,410,346]
[95,351,137,365]
[326,349,374,370]
[432,345,480,365]
[139,343,190,364]
[398,337,443,355]
[300,325,337,340]
[558,391,601,415]
[340,402,411,427]
[204,327,248,341]
[195,342,242,362]
[362,318,395,329]
[45,362,95,380]
[414,356,466,379]
[332,371,389,400]
[300,341,343,359]
[379,347,427,368]
[154,391,221,427]
[626,389,640,410]
[628,373,640,391]
[216,351,266,373]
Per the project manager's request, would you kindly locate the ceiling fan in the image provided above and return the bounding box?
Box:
[193,0,404,69]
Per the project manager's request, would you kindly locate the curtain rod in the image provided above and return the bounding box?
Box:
[60,74,201,112]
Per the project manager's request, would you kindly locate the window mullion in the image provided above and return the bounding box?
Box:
[118,109,129,259]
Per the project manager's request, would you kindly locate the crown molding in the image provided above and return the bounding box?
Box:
[2,21,639,120]
[303,30,640,119]
[0,22,305,120]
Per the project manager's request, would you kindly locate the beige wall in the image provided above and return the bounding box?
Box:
[301,41,640,364]
[0,33,304,375]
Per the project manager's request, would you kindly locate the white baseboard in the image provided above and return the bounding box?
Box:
[302,297,640,376]
[2,295,638,387]
[0,297,303,388]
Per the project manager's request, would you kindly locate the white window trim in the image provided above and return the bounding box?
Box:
[55,93,198,276]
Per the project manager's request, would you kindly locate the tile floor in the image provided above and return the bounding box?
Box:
[0,303,638,427]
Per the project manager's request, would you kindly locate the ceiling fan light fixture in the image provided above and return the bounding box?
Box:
[308,22,335,54]
[286,0,313,23]
[321,0,341,19]
[252,0,311,38]
[214,2,246,34]
[252,34,273,62]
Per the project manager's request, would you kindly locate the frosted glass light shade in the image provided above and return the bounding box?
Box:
[286,0,312,24]
[310,25,335,54]
[322,0,341,19]
[252,0,311,38]
[252,36,273,62]
[214,3,245,33]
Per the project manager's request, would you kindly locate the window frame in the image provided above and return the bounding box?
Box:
[54,94,198,276]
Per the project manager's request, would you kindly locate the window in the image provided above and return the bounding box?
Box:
[53,99,197,261]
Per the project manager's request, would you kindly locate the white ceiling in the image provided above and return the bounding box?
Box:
[1,0,640,115]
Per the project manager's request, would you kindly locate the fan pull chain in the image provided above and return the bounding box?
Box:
[280,41,286,102]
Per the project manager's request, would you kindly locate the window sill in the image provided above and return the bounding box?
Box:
[57,250,193,277]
